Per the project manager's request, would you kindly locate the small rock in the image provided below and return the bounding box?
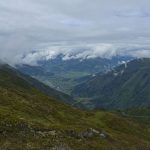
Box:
[82,130,94,138]
[89,128,100,134]
[100,131,108,138]
[47,130,57,136]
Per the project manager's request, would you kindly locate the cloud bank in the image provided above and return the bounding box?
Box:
[0,0,150,65]
[18,43,150,65]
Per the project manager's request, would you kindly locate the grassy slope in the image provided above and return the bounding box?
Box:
[5,65,75,104]
[119,107,150,124]
[0,65,150,149]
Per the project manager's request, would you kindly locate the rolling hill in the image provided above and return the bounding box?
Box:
[0,64,150,149]
[72,58,150,110]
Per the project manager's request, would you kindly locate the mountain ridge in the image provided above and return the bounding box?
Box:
[72,58,150,110]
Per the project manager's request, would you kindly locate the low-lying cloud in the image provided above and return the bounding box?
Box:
[17,43,150,65]
[0,0,150,65]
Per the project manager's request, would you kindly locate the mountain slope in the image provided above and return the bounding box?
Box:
[17,55,133,94]
[72,58,150,109]
[0,64,74,104]
[0,64,150,149]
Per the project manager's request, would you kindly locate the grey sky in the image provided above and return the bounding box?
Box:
[0,0,150,64]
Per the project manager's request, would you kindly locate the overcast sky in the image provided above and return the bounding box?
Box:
[0,0,150,65]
